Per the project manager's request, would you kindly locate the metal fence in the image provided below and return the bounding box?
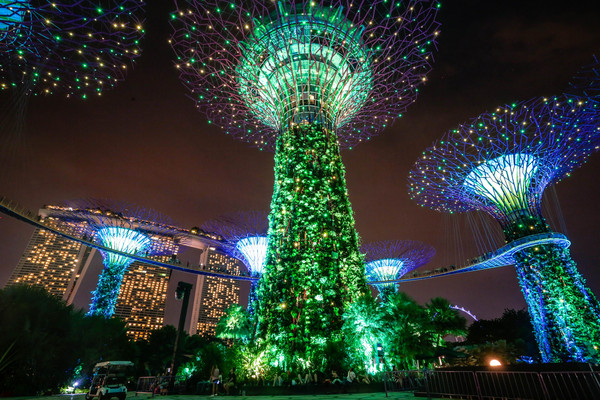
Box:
[387,369,600,400]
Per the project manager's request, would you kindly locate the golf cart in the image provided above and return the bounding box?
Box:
[85,361,134,400]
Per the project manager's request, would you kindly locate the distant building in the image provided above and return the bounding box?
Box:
[5,206,243,340]
[6,211,92,301]
[195,248,241,336]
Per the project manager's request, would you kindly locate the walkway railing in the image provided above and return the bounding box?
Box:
[0,194,572,285]
[400,369,600,400]
[0,196,256,281]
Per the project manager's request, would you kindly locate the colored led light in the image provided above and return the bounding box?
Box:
[236,236,268,275]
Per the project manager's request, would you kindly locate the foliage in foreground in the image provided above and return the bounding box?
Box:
[0,285,132,395]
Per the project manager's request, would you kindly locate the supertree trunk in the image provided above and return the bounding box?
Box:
[248,279,259,316]
[513,243,600,362]
[255,123,368,369]
[88,262,130,318]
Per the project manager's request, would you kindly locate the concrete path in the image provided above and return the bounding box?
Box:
[2,391,447,400]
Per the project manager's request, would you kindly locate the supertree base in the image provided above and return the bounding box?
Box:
[514,244,600,362]
[255,123,368,370]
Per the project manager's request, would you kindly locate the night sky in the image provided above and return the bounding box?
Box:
[1,0,600,322]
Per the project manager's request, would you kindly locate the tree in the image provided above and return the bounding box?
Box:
[382,292,434,369]
[467,308,538,361]
[136,325,180,376]
[342,295,386,372]
[215,305,252,342]
[426,297,467,346]
[70,312,134,384]
[0,285,79,395]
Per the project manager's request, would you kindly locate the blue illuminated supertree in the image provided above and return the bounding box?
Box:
[1,0,145,97]
[363,240,435,300]
[408,94,600,362]
[202,211,269,314]
[55,200,181,318]
[170,0,441,369]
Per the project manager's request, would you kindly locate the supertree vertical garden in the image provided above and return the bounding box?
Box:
[408,94,600,362]
[363,240,435,301]
[0,0,145,96]
[55,201,182,318]
[202,211,269,314]
[171,0,440,368]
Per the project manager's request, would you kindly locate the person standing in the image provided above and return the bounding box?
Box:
[210,365,221,396]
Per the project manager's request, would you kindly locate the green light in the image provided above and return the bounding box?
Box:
[236,4,372,131]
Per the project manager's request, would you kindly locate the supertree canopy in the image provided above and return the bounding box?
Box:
[171,0,440,369]
[0,0,145,97]
[55,201,181,318]
[363,240,435,299]
[202,211,269,314]
[408,95,600,362]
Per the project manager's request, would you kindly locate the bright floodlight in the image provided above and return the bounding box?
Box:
[363,240,435,299]
[236,236,268,276]
[408,94,600,363]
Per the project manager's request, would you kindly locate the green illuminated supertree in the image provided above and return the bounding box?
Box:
[171,0,440,369]
[408,95,600,362]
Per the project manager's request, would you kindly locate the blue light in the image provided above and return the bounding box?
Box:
[0,1,27,31]
[236,236,268,275]
[88,227,152,318]
[365,258,405,293]
[96,226,151,267]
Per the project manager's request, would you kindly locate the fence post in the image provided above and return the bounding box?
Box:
[536,372,551,400]
[473,371,483,400]
[589,362,600,393]
[383,371,388,397]
[423,369,431,400]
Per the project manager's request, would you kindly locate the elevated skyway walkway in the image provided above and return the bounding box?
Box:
[0,196,570,284]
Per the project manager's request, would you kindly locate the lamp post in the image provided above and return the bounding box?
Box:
[170,281,193,379]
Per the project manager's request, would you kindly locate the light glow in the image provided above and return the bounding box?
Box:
[237,4,372,131]
[96,226,151,267]
[365,258,404,292]
[236,236,268,275]
[489,359,502,366]
[464,153,539,216]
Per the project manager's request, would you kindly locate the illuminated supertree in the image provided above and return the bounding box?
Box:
[0,0,145,97]
[363,240,435,300]
[408,94,600,362]
[171,0,440,367]
[202,211,269,314]
[55,200,181,318]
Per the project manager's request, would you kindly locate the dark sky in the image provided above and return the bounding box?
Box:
[1,0,600,322]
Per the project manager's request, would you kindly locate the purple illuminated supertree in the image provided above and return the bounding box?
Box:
[53,200,181,318]
[202,211,269,314]
[408,94,600,362]
[363,240,435,300]
[170,0,440,368]
[1,1,145,97]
